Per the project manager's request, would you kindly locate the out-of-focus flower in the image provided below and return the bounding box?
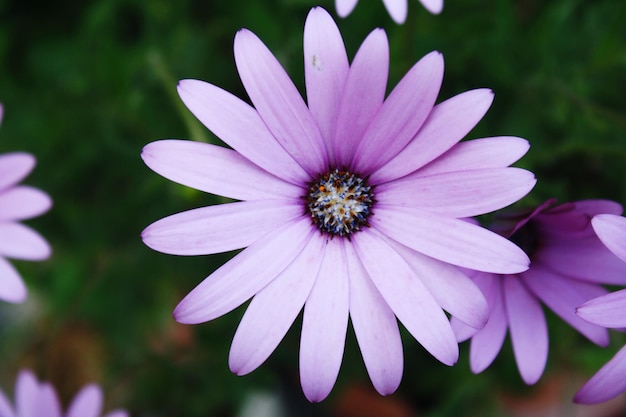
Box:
[573,213,626,404]
[452,199,626,385]
[336,0,443,23]
[142,7,534,401]
[0,104,52,304]
[0,369,128,417]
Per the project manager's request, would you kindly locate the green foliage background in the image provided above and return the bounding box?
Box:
[0,0,625,415]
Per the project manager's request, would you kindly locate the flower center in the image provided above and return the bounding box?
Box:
[306,168,374,237]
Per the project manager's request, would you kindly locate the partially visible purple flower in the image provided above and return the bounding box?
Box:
[336,0,443,23]
[0,369,128,417]
[0,104,52,304]
[452,199,626,385]
[573,213,626,404]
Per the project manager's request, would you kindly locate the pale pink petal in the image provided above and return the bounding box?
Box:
[104,411,129,417]
[0,103,3,124]
[504,275,548,385]
[382,0,408,23]
[377,168,536,218]
[142,200,303,255]
[0,186,51,221]
[449,317,478,343]
[141,140,302,201]
[228,235,325,375]
[574,345,626,404]
[333,29,388,166]
[372,206,529,273]
[353,229,458,365]
[420,0,443,14]
[0,223,50,261]
[372,89,494,184]
[66,384,102,417]
[0,153,35,192]
[352,51,443,174]
[304,7,349,161]
[234,29,326,175]
[300,239,349,402]
[177,79,308,185]
[37,384,61,417]
[16,371,39,417]
[576,289,626,328]
[0,257,27,303]
[335,0,359,17]
[0,388,15,417]
[174,219,314,324]
[523,266,609,345]
[592,214,626,263]
[345,242,403,395]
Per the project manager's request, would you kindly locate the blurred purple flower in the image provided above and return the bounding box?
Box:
[0,104,51,304]
[336,0,443,23]
[573,213,626,404]
[452,199,626,385]
[0,369,128,417]
[142,7,535,401]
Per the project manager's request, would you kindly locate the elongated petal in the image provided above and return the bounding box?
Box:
[336,0,359,17]
[523,266,609,345]
[66,385,102,417]
[382,0,408,23]
[372,205,529,273]
[177,80,308,184]
[574,345,626,404]
[0,223,50,261]
[0,257,27,303]
[142,200,303,255]
[353,229,458,365]
[104,411,129,417]
[37,384,61,417]
[229,235,325,375]
[421,0,443,14]
[0,389,14,417]
[234,29,326,175]
[504,275,548,385]
[334,29,388,166]
[0,186,51,221]
[345,242,403,395]
[300,239,349,402]
[16,371,38,417]
[142,140,302,201]
[0,153,35,192]
[576,289,626,328]
[352,52,443,174]
[304,7,349,160]
[174,219,314,324]
[372,89,494,184]
[592,214,626,263]
[377,168,535,218]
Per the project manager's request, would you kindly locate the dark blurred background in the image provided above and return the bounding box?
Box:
[0,0,625,415]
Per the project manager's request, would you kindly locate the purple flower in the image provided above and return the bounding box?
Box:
[336,0,443,23]
[573,213,626,404]
[452,199,626,385]
[0,104,51,304]
[142,7,535,401]
[0,370,128,417]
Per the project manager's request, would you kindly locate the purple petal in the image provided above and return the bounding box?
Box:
[37,384,61,417]
[104,411,129,417]
[504,275,548,385]
[0,153,35,192]
[574,345,626,404]
[142,200,303,255]
[0,388,15,417]
[66,384,102,417]
[382,0,408,23]
[372,205,530,273]
[335,0,359,17]
[353,229,458,365]
[142,140,302,201]
[345,242,403,395]
[177,79,309,185]
[0,186,51,221]
[352,51,444,174]
[371,89,494,184]
[304,7,349,162]
[0,223,51,261]
[16,371,39,417]
[377,168,535,218]
[0,257,27,303]
[592,214,626,263]
[174,219,314,324]
[234,29,326,175]
[300,239,349,402]
[228,235,325,375]
[333,29,388,167]
[576,289,626,328]
[420,0,443,14]
[522,266,609,345]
